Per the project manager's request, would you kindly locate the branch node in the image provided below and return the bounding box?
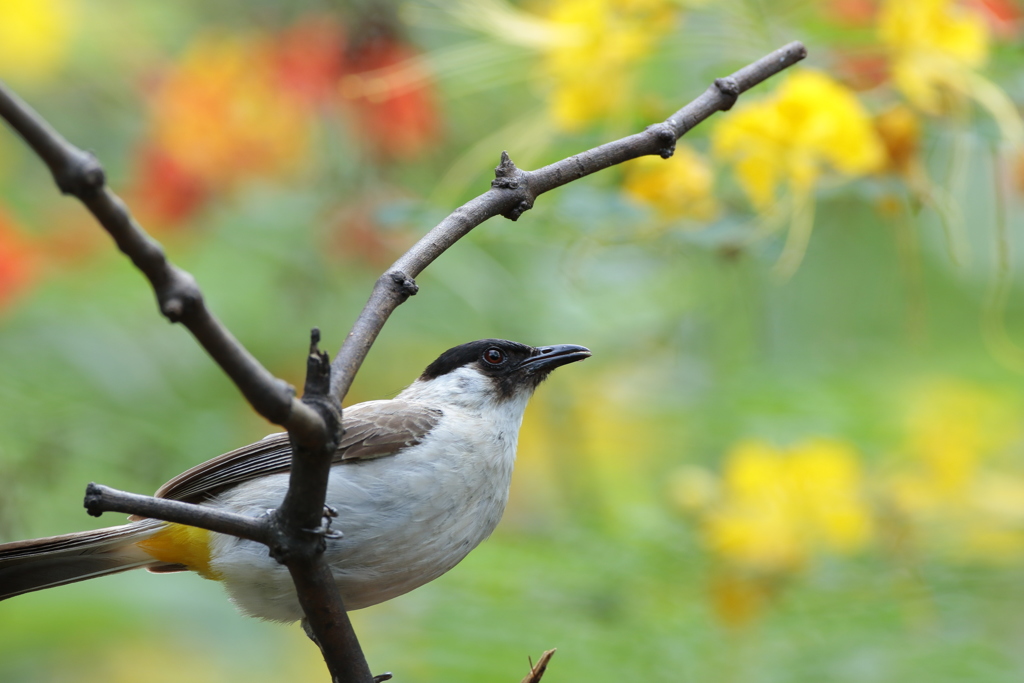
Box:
[505,199,534,221]
[84,482,104,518]
[646,122,677,158]
[55,150,106,199]
[492,155,521,191]
[265,512,295,563]
[387,269,419,298]
[492,151,536,221]
[303,327,332,398]
[296,324,343,448]
[158,269,202,323]
[493,150,517,180]
[714,77,741,110]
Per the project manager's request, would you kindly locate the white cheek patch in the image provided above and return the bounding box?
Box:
[399,366,504,412]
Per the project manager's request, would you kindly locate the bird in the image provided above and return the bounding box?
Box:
[0,338,590,622]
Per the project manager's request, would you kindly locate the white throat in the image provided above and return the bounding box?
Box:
[398,366,532,419]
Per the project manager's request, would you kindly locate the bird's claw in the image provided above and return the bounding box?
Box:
[302,527,344,540]
[303,505,344,539]
[373,674,393,682]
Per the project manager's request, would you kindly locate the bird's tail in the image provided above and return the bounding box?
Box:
[0,519,169,600]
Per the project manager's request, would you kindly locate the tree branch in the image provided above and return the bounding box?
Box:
[328,40,807,401]
[0,81,328,447]
[84,483,270,544]
[0,40,805,683]
[0,83,367,682]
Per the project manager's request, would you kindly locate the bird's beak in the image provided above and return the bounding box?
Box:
[521,344,592,374]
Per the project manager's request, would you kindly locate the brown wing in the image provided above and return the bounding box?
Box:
[150,400,442,506]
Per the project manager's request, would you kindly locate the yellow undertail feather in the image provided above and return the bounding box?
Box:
[137,524,220,580]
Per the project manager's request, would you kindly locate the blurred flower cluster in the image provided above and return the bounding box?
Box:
[131,16,439,229]
[0,5,442,316]
[666,379,1024,626]
[435,0,1022,275]
[3,0,1022,309]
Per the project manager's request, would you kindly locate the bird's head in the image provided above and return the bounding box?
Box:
[401,339,591,411]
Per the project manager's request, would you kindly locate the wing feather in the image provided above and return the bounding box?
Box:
[150,401,442,506]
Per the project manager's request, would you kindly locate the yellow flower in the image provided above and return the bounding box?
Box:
[712,70,885,211]
[538,0,677,129]
[903,382,1017,496]
[878,0,988,115]
[886,380,1024,564]
[877,0,1022,143]
[0,0,75,82]
[711,70,885,276]
[622,145,719,221]
[787,440,873,554]
[704,438,872,572]
[451,0,675,129]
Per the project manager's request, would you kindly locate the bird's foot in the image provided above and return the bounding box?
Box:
[303,504,343,540]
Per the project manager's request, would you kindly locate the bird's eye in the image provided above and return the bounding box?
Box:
[483,347,505,365]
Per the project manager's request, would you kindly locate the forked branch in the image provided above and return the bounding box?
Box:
[0,85,328,446]
[329,41,807,401]
[0,40,806,683]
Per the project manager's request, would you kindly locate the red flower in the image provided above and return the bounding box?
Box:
[0,209,39,312]
[130,144,210,229]
[966,0,1022,39]
[339,38,440,160]
[834,51,890,91]
[824,0,879,26]
[274,15,347,109]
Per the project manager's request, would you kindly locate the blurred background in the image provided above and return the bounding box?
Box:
[1,0,1024,681]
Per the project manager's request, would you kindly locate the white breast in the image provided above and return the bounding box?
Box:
[205,377,527,622]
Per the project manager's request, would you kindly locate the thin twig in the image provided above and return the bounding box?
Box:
[521,649,556,683]
[328,41,807,402]
[84,483,270,544]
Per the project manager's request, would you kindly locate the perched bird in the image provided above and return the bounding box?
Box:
[0,339,590,622]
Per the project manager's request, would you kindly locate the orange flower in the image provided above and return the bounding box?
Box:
[874,104,922,174]
[146,34,311,190]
